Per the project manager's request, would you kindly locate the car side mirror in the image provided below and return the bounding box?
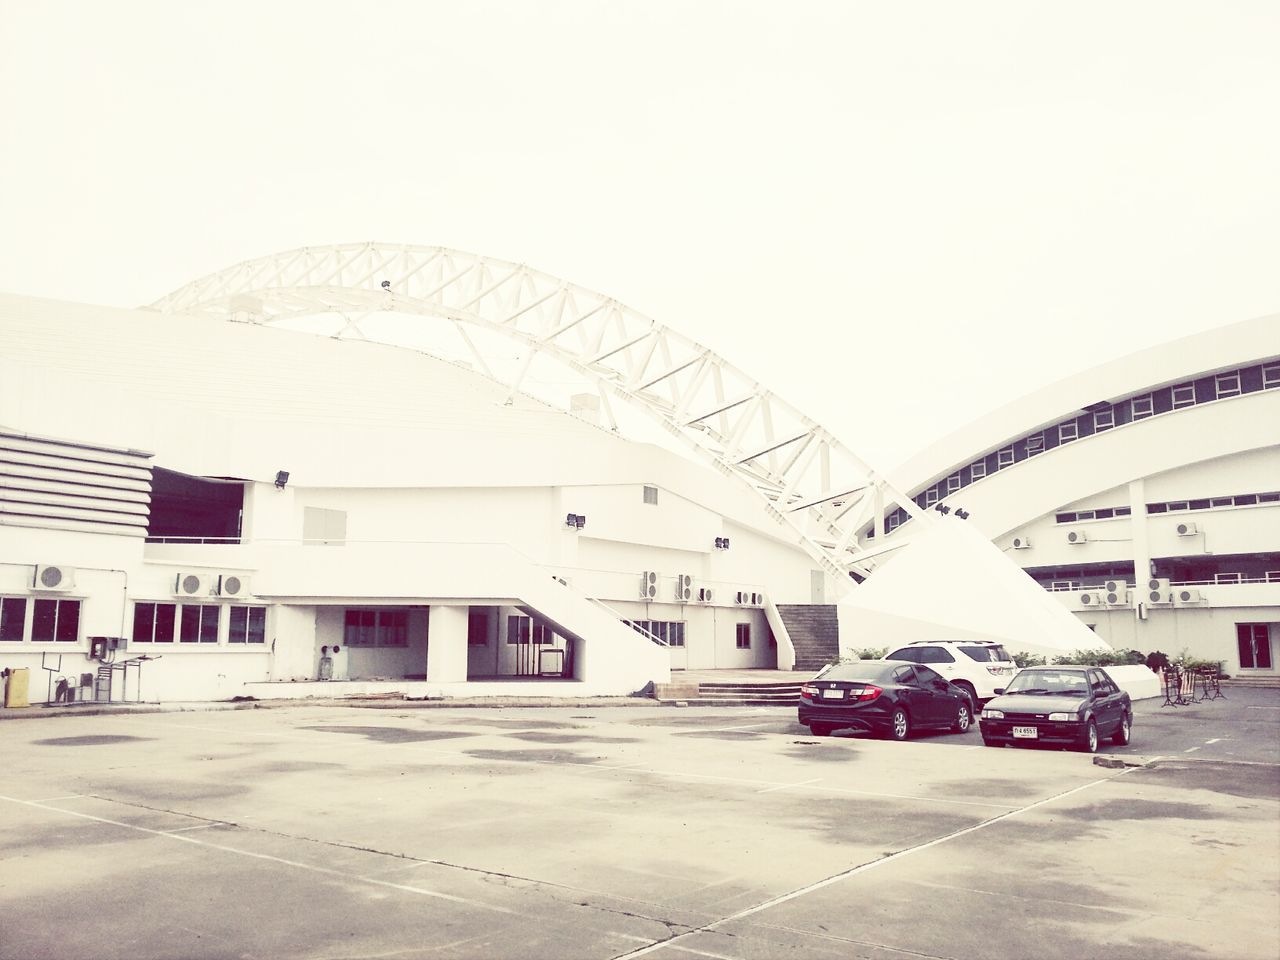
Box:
[993,687,1005,696]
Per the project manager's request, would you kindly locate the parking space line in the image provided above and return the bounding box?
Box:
[30,794,86,802]
[165,823,221,833]
[0,793,515,916]
[756,778,822,794]
[613,767,1136,959]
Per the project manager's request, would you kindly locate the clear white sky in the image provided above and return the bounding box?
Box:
[2,1,1277,470]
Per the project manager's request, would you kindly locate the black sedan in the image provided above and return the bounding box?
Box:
[979,665,1132,753]
[798,660,973,740]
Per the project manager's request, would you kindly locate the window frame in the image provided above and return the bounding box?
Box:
[1171,383,1196,409]
[1264,361,1280,389]
[133,601,178,644]
[1215,371,1241,399]
[0,596,27,642]
[969,459,987,481]
[228,605,267,644]
[1130,394,1154,420]
[735,622,751,649]
[1058,421,1078,443]
[1092,408,1115,432]
[997,447,1015,469]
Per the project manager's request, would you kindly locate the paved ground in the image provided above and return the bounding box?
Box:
[1,690,1277,960]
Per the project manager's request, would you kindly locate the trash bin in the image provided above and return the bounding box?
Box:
[3,667,31,708]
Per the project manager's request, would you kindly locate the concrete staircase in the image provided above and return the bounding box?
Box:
[652,679,803,706]
[1220,676,1280,689]
[775,604,840,673]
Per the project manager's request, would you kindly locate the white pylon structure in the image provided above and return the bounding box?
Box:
[151,242,932,586]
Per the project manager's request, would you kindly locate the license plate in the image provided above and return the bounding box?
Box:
[1012,726,1039,739]
[821,689,844,700]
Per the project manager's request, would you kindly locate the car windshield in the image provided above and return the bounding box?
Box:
[820,662,896,683]
[959,644,1010,663]
[1005,670,1089,696]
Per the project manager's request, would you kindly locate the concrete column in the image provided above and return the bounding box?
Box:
[1128,479,1151,587]
[427,605,469,683]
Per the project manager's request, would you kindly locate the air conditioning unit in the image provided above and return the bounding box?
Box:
[1175,522,1199,537]
[33,564,76,591]
[1078,591,1105,606]
[219,574,251,599]
[640,571,658,600]
[697,587,715,603]
[1011,535,1032,549]
[1175,588,1203,603]
[1065,529,1088,544]
[175,572,214,598]
[735,589,749,605]
[1104,584,1129,605]
[1148,587,1173,604]
[750,592,763,605]
[675,574,693,602]
[1148,577,1170,592]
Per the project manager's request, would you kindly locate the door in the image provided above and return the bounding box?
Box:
[1237,624,1273,671]
[1088,669,1122,735]
[912,665,953,724]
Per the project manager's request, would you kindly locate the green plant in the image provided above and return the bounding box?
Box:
[1010,650,1047,668]
[852,646,888,660]
[1050,646,1145,667]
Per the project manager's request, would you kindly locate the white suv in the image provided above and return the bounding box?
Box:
[883,640,1018,712]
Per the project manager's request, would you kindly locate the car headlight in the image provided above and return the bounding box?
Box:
[983,709,1004,719]
[1048,712,1076,722]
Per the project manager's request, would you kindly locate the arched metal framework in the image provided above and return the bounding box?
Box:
[151,242,931,585]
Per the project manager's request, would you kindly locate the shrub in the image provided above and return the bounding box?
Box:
[852,646,888,660]
[1010,651,1047,668]
[1050,647,1145,667]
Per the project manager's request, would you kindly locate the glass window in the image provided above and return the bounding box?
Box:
[1131,394,1154,420]
[1215,372,1241,398]
[946,474,961,494]
[970,459,987,480]
[379,610,409,647]
[958,644,1010,663]
[132,602,176,643]
[507,615,531,645]
[886,647,919,662]
[1058,421,1078,443]
[1093,408,1115,432]
[917,646,955,664]
[891,665,914,685]
[180,605,220,643]
[997,447,1014,468]
[229,606,266,644]
[735,623,751,649]
[924,487,939,506]
[467,611,489,646]
[1172,383,1196,409]
[1026,434,1044,456]
[914,665,944,685]
[0,598,26,642]
[345,609,377,646]
[1264,362,1280,389]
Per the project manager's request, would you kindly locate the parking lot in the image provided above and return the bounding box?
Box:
[2,689,1277,960]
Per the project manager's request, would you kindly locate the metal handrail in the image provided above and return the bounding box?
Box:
[586,597,668,646]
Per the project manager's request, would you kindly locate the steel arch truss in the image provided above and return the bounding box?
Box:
[152,242,930,583]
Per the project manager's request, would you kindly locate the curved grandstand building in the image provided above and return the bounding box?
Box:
[876,311,1280,676]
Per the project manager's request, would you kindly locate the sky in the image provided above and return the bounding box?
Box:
[1,1,1277,471]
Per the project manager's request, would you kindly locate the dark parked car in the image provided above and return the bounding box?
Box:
[979,666,1132,753]
[798,660,973,740]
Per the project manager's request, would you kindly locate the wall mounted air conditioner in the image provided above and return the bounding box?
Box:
[1078,591,1105,606]
[1065,529,1088,544]
[219,574,251,599]
[640,571,658,600]
[1011,536,1032,549]
[735,589,749,605]
[750,592,763,605]
[33,564,76,591]
[1148,585,1173,604]
[697,587,715,603]
[175,572,214,598]
[675,574,693,602]
[1175,522,1199,537]
[1103,580,1129,605]
[1175,588,1203,603]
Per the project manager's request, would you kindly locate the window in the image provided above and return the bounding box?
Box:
[229,606,266,644]
[1166,501,1189,512]
[643,485,659,505]
[0,598,26,642]
[1215,372,1241,398]
[180,605,220,644]
[946,474,961,494]
[1055,512,1077,524]
[1076,510,1095,521]
[735,623,751,649]
[303,507,347,546]
[507,615,531,645]
[1026,434,1044,456]
[916,646,955,664]
[997,447,1014,468]
[958,644,1010,663]
[33,599,81,643]
[913,665,944,685]
[639,620,685,647]
[970,459,986,480]
[924,486,940,506]
[1210,497,1233,508]
[467,611,489,646]
[1115,506,1132,517]
[1172,383,1196,409]
[344,609,406,646]
[1237,624,1272,670]
[885,647,919,662]
[1058,421,1078,443]
[133,602,177,643]
[1215,573,1242,584]
[1261,492,1280,503]
[1131,394,1154,420]
[1264,362,1280,389]
[1093,408,1115,432]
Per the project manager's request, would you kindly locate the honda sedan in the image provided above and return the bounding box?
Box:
[798,660,973,740]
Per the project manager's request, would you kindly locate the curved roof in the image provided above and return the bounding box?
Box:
[891,310,1280,493]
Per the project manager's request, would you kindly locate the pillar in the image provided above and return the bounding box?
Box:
[427,605,469,683]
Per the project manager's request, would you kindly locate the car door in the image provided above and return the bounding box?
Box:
[909,665,952,724]
[890,664,928,720]
[1088,669,1120,734]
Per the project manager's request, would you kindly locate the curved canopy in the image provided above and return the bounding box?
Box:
[152,242,930,584]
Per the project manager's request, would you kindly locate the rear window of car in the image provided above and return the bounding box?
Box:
[958,644,1011,663]
[885,648,919,662]
[822,662,896,682]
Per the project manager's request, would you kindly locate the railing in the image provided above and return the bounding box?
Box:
[145,536,242,544]
[1044,574,1280,592]
[586,597,668,646]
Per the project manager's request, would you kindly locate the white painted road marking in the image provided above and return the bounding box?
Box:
[756,778,822,794]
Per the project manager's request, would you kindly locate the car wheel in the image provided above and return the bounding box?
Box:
[953,682,978,718]
[809,723,834,737]
[887,707,910,742]
[1077,719,1099,753]
[952,702,972,733]
[1112,713,1131,746]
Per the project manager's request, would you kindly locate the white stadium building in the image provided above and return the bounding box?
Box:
[0,243,1275,706]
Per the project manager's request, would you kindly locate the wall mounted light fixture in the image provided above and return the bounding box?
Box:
[274,470,290,490]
